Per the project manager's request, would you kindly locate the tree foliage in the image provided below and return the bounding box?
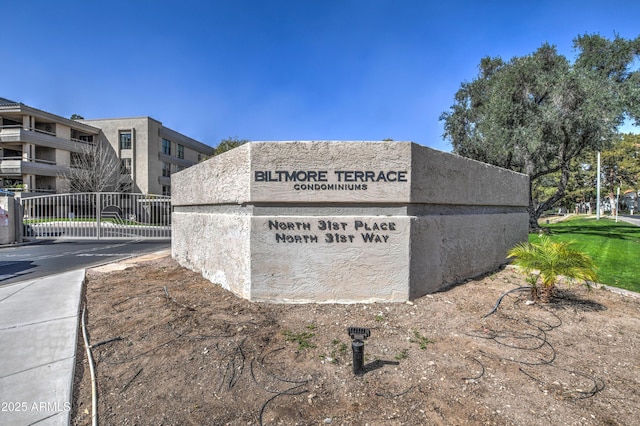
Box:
[62,141,132,193]
[213,136,249,156]
[557,133,640,212]
[199,137,249,162]
[440,34,640,229]
[508,236,598,303]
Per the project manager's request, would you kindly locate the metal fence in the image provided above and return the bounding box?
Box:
[21,192,171,240]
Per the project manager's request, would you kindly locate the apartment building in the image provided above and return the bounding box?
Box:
[80,117,214,195]
[0,97,214,196]
[0,97,100,194]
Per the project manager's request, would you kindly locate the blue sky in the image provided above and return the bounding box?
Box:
[2,0,639,151]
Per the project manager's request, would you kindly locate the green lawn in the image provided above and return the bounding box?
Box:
[533,216,640,292]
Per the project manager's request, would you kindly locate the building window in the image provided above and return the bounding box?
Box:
[162,162,171,177]
[177,144,184,159]
[177,165,185,172]
[162,185,171,196]
[162,138,171,155]
[120,158,132,175]
[120,132,132,149]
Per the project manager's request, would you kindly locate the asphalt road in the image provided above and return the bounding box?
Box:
[617,215,640,227]
[0,239,171,286]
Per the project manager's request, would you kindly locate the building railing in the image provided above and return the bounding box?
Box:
[0,156,57,165]
[70,137,94,145]
[31,127,57,137]
[1,125,95,145]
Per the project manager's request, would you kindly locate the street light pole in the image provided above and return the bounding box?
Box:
[596,151,601,220]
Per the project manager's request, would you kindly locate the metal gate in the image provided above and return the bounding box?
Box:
[21,192,171,240]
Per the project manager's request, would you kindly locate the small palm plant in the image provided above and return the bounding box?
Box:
[507,236,598,303]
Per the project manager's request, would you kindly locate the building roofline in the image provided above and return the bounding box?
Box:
[81,116,214,152]
[80,116,161,124]
[0,99,101,134]
[0,97,19,105]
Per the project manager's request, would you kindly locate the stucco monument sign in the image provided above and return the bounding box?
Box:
[172,141,529,303]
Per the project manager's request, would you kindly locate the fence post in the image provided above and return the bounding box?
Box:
[96,192,101,240]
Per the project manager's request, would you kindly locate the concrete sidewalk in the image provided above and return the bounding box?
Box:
[0,269,85,426]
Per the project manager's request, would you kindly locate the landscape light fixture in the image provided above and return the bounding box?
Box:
[346,326,371,375]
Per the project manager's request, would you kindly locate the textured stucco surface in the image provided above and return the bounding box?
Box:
[172,211,251,298]
[409,212,530,298]
[410,144,530,206]
[250,216,410,303]
[171,144,251,206]
[171,141,529,303]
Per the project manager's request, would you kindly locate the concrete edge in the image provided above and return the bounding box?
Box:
[68,269,86,425]
[504,264,640,299]
[88,248,172,273]
[596,284,640,299]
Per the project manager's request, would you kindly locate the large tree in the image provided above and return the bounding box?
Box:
[62,141,133,192]
[440,34,640,229]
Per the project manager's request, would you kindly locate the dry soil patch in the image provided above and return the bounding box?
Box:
[72,256,640,425]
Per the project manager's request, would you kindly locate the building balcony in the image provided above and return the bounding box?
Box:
[158,152,196,168]
[0,157,67,177]
[0,126,93,153]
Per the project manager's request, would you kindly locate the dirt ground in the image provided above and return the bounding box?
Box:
[72,255,640,426]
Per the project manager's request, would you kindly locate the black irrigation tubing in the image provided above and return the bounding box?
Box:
[517,366,541,383]
[110,289,167,311]
[121,368,143,392]
[465,327,548,351]
[260,347,286,366]
[534,305,563,329]
[258,347,311,384]
[250,359,275,393]
[231,340,246,389]
[499,315,562,341]
[518,366,605,399]
[461,357,485,381]
[491,328,549,351]
[473,316,558,366]
[477,336,557,366]
[163,286,196,311]
[249,347,312,426]
[258,383,308,426]
[483,286,532,318]
[218,357,236,392]
[520,316,561,333]
[252,353,310,387]
[478,309,562,351]
[249,359,265,391]
[375,385,416,398]
[170,327,234,340]
[217,339,247,392]
[250,359,299,394]
[91,336,123,349]
[101,337,179,365]
[474,295,606,398]
[218,359,234,392]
